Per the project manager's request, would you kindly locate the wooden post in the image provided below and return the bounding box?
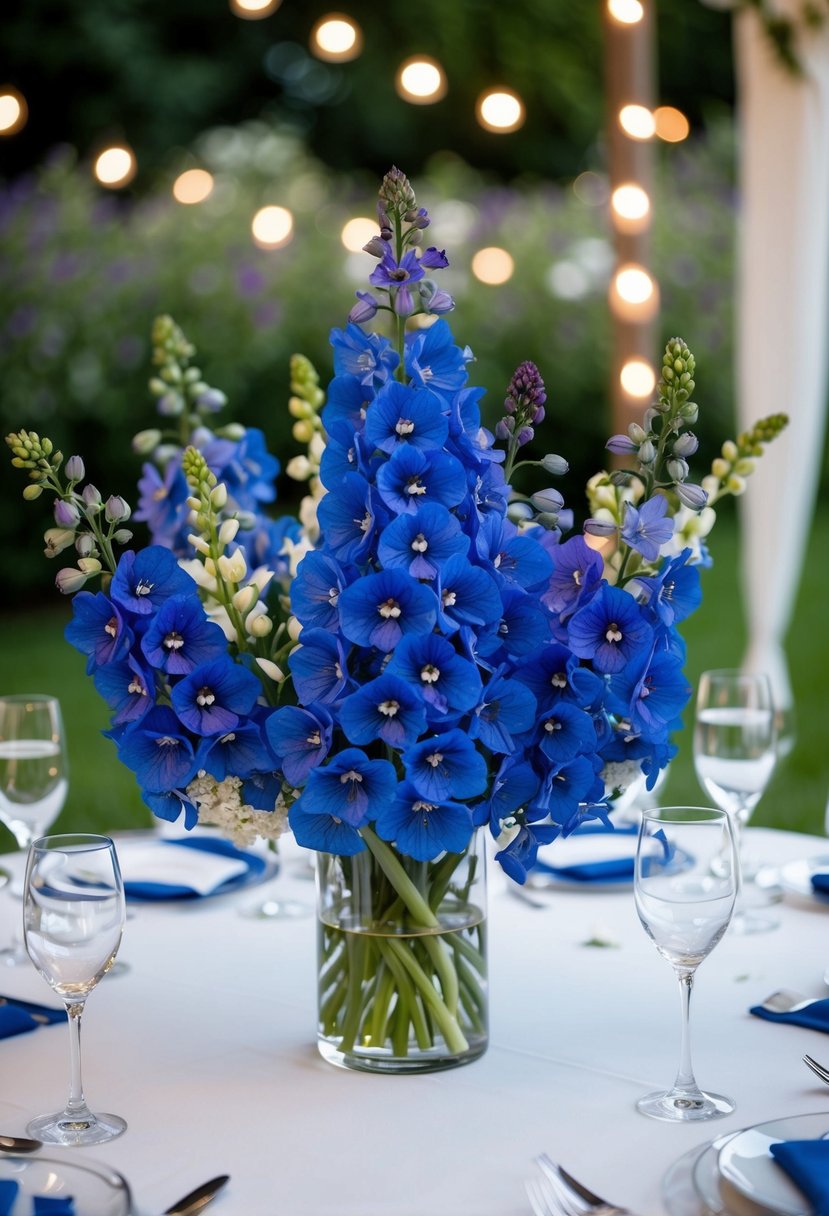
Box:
[602,0,657,446]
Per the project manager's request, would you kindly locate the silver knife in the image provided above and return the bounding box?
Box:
[163,1174,230,1216]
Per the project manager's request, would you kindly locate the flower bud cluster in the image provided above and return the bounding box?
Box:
[5,430,134,594]
[497,361,547,449]
[701,412,789,505]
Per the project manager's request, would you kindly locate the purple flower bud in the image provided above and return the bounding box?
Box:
[516,426,534,446]
[667,457,689,482]
[674,482,708,510]
[638,440,656,464]
[55,566,88,595]
[541,453,569,476]
[54,498,80,527]
[505,362,547,428]
[605,434,639,455]
[105,495,131,523]
[422,287,455,315]
[532,405,545,425]
[393,285,414,317]
[495,418,515,440]
[65,455,85,482]
[362,235,386,258]
[196,388,227,413]
[348,291,379,324]
[672,432,699,458]
[420,246,449,270]
[158,391,184,417]
[531,488,565,514]
[584,518,619,538]
[82,484,102,509]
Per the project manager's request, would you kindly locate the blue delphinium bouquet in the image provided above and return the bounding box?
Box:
[7,167,785,1068]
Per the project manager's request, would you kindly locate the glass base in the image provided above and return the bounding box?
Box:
[318,1033,488,1075]
[27,1109,127,1146]
[238,897,311,920]
[730,907,780,935]
[636,1087,735,1123]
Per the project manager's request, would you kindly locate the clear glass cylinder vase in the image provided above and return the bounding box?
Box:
[315,827,488,1074]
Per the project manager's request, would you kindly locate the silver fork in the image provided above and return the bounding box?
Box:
[803,1053,829,1084]
[528,1155,633,1216]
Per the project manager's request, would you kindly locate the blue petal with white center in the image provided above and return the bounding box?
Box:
[377,501,469,580]
[140,594,227,676]
[338,568,438,651]
[403,729,488,802]
[386,633,481,716]
[338,673,427,750]
[364,381,448,454]
[64,591,133,673]
[117,705,197,792]
[264,703,334,785]
[110,546,196,617]
[171,656,261,737]
[374,780,473,862]
[195,721,273,781]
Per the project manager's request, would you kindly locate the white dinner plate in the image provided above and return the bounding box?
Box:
[779,857,829,907]
[0,1152,131,1215]
[716,1111,829,1215]
[664,1130,743,1216]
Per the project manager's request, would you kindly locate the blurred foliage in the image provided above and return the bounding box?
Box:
[2,0,735,186]
[0,119,745,597]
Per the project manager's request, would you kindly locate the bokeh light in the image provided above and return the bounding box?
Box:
[395,57,447,104]
[471,247,514,285]
[340,216,377,252]
[94,145,136,189]
[476,89,525,134]
[610,182,650,233]
[607,0,644,22]
[620,359,656,398]
[173,169,215,205]
[229,0,281,18]
[573,171,609,207]
[610,263,659,320]
[654,105,690,142]
[310,14,363,62]
[251,205,294,249]
[0,87,27,136]
[618,104,655,140]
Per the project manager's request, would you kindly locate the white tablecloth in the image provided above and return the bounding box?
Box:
[1,826,828,1216]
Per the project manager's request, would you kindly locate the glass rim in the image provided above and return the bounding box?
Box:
[640,805,729,825]
[30,833,115,853]
[698,668,772,684]
[0,693,61,706]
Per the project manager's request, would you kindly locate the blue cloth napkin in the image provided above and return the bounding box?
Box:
[811,872,829,895]
[124,836,267,901]
[33,1198,75,1215]
[0,997,65,1041]
[532,823,638,884]
[0,1180,18,1216]
[771,1139,829,1216]
[749,997,829,1033]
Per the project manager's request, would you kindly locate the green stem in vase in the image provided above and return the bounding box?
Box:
[360,827,439,929]
[383,937,470,1055]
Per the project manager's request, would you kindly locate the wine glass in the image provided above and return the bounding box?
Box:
[693,668,777,933]
[23,833,126,1145]
[634,806,737,1122]
[0,695,69,965]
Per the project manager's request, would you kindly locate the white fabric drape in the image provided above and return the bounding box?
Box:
[734,5,829,720]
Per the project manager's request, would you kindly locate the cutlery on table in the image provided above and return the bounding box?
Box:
[0,1134,41,1153]
[526,1154,635,1216]
[803,1053,829,1085]
[163,1174,230,1215]
[756,988,826,1014]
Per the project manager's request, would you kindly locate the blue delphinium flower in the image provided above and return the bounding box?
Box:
[405,318,472,398]
[377,502,468,580]
[339,673,427,749]
[567,583,654,675]
[64,591,133,673]
[117,705,197,792]
[468,669,537,753]
[140,594,227,676]
[265,704,334,785]
[289,629,350,706]
[171,656,262,736]
[133,459,189,550]
[290,552,356,633]
[316,473,383,564]
[330,323,398,389]
[374,445,467,515]
[477,588,550,662]
[364,381,448,454]
[374,781,473,861]
[543,536,604,618]
[620,495,675,562]
[634,548,702,627]
[536,700,598,765]
[433,554,503,634]
[289,748,398,854]
[93,653,155,726]
[110,547,195,617]
[387,633,481,716]
[403,729,488,802]
[338,568,437,650]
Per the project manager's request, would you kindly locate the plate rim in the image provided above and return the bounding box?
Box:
[780,856,829,904]
[0,1151,132,1213]
[716,1110,829,1216]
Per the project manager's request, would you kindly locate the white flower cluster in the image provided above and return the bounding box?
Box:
[187,770,289,848]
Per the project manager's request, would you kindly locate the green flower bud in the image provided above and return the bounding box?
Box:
[132,428,162,455]
[77,557,102,575]
[638,440,656,464]
[74,533,96,558]
[23,484,43,501]
[113,529,133,544]
[43,528,76,557]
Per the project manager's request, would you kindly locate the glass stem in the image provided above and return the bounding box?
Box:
[64,1000,91,1119]
[673,968,699,1095]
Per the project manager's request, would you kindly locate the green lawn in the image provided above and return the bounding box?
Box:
[1,507,827,851]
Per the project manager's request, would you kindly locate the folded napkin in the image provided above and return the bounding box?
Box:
[811,872,829,895]
[0,996,65,1042]
[771,1139,829,1216]
[749,997,829,1033]
[33,1199,75,1215]
[119,836,266,901]
[533,823,639,884]
[0,1180,18,1216]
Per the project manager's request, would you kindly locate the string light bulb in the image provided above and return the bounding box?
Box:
[395,57,447,104]
[310,14,363,62]
[476,89,525,134]
[251,205,294,249]
[471,247,514,285]
[618,104,655,140]
[229,0,281,18]
[173,169,214,205]
[610,262,659,321]
[610,182,651,234]
[607,0,644,22]
[93,145,136,189]
[620,359,656,398]
[0,86,27,136]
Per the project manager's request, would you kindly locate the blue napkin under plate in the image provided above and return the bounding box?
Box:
[811,872,829,896]
[0,1180,18,1216]
[770,1139,829,1216]
[123,836,268,901]
[532,823,639,885]
[0,996,65,1041]
[33,1198,75,1215]
[749,997,829,1033]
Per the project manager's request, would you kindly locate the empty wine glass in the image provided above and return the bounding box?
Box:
[693,668,777,933]
[23,833,126,1145]
[634,806,737,1122]
[0,695,69,965]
